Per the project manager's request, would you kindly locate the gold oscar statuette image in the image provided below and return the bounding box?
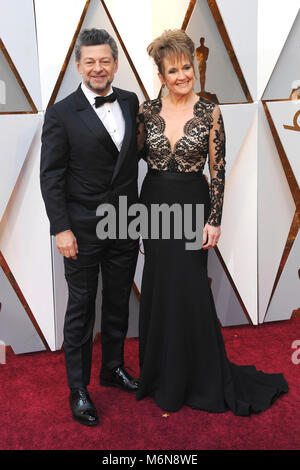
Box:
[195,37,218,103]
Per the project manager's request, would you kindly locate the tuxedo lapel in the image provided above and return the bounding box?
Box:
[74,85,119,158]
[111,88,132,183]
[74,85,133,180]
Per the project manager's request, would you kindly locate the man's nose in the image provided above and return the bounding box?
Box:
[93,62,103,72]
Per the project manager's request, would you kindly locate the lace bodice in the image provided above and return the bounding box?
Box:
[137,97,226,226]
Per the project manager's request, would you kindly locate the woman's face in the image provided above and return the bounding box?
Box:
[159,54,195,97]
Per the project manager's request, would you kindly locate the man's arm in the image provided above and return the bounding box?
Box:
[40,106,71,235]
[40,106,78,259]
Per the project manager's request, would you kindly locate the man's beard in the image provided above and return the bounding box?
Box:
[86,78,112,94]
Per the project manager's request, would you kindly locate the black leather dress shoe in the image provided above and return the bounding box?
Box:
[69,388,99,426]
[100,366,138,393]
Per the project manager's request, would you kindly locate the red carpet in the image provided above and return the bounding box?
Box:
[0,316,299,450]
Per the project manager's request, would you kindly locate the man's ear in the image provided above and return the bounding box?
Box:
[114,58,119,73]
[75,61,81,74]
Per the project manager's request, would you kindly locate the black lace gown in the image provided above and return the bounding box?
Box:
[136,97,288,415]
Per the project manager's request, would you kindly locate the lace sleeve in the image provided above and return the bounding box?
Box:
[137,103,147,161]
[207,104,226,226]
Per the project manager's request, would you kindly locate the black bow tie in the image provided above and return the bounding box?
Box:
[94,91,117,108]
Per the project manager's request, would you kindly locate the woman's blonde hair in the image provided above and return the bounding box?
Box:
[147,29,195,75]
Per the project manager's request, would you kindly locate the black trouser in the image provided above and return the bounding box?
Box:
[63,238,139,389]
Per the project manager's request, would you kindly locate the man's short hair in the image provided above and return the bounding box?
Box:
[75,28,118,62]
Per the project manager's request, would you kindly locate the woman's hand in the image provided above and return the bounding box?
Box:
[202,223,221,250]
[204,174,210,186]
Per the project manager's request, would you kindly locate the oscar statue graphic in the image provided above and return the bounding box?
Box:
[195,37,218,103]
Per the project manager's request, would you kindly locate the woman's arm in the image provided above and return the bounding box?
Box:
[207,103,226,227]
[136,103,147,161]
[202,103,226,250]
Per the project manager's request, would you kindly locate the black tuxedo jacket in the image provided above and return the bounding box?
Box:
[40,85,139,243]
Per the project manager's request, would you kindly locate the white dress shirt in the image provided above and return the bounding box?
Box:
[81,82,125,152]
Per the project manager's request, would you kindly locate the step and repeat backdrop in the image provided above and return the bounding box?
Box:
[0,0,299,353]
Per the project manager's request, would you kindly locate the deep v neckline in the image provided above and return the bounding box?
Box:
[157,97,201,154]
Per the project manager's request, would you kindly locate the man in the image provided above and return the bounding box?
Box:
[40,28,139,426]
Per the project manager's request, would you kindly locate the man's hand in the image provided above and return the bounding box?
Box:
[55,230,78,259]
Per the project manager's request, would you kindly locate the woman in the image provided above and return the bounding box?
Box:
[136,29,288,415]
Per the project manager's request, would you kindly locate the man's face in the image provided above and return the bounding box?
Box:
[76,44,118,95]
